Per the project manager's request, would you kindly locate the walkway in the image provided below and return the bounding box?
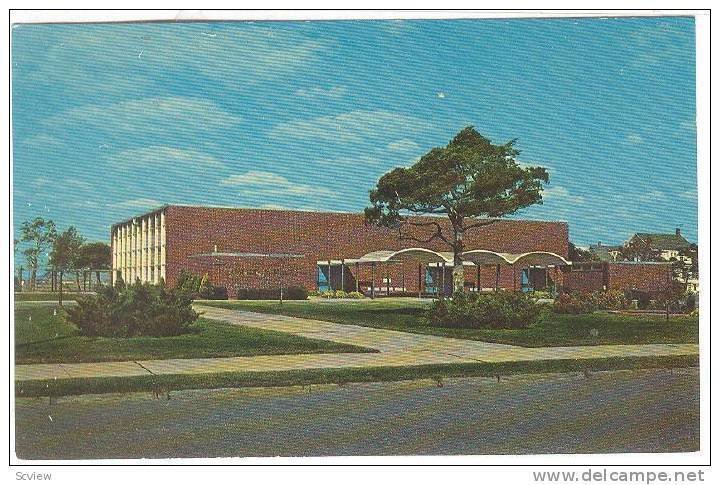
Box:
[14,305,698,381]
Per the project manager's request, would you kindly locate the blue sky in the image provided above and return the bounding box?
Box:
[12,17,697,262]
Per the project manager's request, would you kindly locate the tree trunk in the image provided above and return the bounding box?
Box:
[58,271,64,307]
[75,271,82,291]
[452,227,465,294]
[96,271,101,286]
[30,268,37,291]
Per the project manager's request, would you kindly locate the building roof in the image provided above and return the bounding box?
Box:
[319,248,572,267]
[632,233,692,251]
[588,243,622,262]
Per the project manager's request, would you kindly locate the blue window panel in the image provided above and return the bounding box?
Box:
[317,266,330,292]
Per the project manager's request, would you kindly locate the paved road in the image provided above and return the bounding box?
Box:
[15,305,699,381]
[14,368,699,459]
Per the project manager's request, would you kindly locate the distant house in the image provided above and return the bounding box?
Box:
[588,242,623,262]
[627,228,693,262]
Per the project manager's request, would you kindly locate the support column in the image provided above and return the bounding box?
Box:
[141,218,147,282]
[160,211,166,283]
[154,214,160,284]
[495,264,500,291]
[385,263,390,296]
[341,260,345,292]
[355,262,359,293]
[327,261,332,291]
[370,263,376,299]
[418,263,422,298]
[441,262,446,298]
[476,264,481,292]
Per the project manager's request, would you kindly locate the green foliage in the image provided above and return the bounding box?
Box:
[66,281,199,337]
[365,127,549,293]
[316,289,365,299]
[19,218,57,279]
[530,290,554,299]
[234,286,308,300]
[176,270,228,300]
[553,293,595,314]
[554,290,630,314]
[50,227,84,272]
[428,291,541,329]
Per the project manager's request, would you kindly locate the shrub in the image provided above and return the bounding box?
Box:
[530,290,554,300]
[589,289,629,311]
[428,291,540,329]
[553,292,595,314]
[234,286,308,300]
[176,271,227,300]
[346,291,365,299]
[66,281,198,337]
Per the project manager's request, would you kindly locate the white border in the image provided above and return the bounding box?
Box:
[5,6,712,475]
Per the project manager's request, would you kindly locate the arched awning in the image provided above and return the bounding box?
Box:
[357,248,452,264]
[322,249,571,267]
[507,251,572,267]
[461,249,513,266]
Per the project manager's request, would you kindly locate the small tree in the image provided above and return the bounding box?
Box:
[80,242,112,286]
[49,227,84,306]
[365,127,549,292]
[19,218,57,290]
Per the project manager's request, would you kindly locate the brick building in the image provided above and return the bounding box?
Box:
[110,205,571,297]
[109,204,671,298]
[564,261,673,298]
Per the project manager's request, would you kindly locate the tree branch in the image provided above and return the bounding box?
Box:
[462,218,498,231]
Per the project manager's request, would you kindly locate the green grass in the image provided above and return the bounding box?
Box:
[15,292,90,302]
[15,354,698,397]
[14,305,373,365]
[201,298,699,347]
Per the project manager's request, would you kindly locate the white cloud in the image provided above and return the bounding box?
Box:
[113,198,162,210]
[679,188,697,201]
[387,139,421,153]
[109,146,226,171]
[44,97,241,139]
[626,133,644,144]
[221,170,335,197]
[18,24,328,95]
[295,86,346,99]
[270,110,433,144]
[542,186,585,205]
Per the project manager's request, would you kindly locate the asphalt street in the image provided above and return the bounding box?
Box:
[15,367,699,459]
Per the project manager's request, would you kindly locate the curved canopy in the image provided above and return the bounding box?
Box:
[507,251,571,267]
[349,249,571,267]
[461,249,514,266]
[358,248,451,264]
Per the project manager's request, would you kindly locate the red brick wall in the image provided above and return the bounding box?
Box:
[162,205,569,295]
[608,262,672,296]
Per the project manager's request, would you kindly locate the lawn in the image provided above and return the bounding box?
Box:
[14,305,373,365]
[201,298,699,347]
[15,291,90,302]
[16,354,698,397]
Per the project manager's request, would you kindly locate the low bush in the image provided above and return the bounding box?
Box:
[66,281,198,337]
[234,286,308,300]
[553,292,595,314]
[554,289,630,314]
[176,271,227,300]
[530,290,554,300]
[315,289,365,299]
[428,291,541,329]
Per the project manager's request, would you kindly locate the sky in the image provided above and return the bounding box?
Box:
[12,17,697,265]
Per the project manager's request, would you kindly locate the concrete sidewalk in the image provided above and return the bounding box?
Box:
[14,305,699,381]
